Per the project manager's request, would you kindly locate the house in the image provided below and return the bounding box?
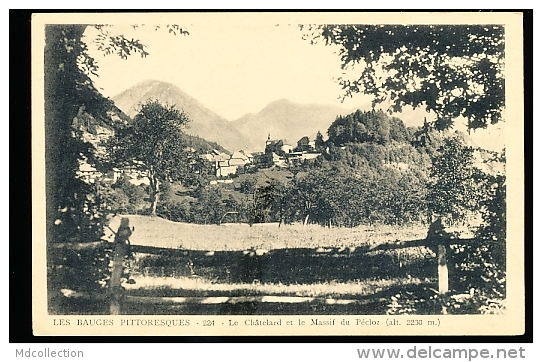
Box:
[76,161,101,184]
[76,161,123,184]
[201,150,257,177]
[296,136,316,152]
[261,133,323,168]
[300,152,320,161]
[238,149,254,163]
[229,150,250,166]
[216,160,238,177]
[265,134,294,156]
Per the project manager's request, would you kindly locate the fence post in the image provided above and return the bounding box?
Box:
[437,244,449,294]
[110,217,132,315]
[427,217,451,295]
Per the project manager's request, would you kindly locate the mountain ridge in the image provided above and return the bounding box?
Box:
[231,98,360,150]
[112,80,255,152]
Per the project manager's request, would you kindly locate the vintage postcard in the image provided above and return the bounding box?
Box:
[32,12,525,336]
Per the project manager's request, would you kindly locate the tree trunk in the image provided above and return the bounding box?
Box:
[150,192,159,215]
[303,214,309,226]
[149,175,160,215]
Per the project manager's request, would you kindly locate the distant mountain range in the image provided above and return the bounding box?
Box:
[112,80,505,154]
[230,98,357,150]
[112,80,254,152]
[111,80,367,153]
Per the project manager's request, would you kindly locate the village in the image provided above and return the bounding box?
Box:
[202,133,321,181]
[76,124,322,187]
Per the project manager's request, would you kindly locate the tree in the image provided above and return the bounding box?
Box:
[109,100,191,215]
[327,109,400,146]
[303,25,504,131]
[44,24,186,300]
[190,187,226,225]
[315,131,325,152]
[426,134,486,294]
[239,175,258,194]
[427,135,484,222]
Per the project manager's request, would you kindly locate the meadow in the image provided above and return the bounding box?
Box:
[105,214,430,251]
[97,215,448,315]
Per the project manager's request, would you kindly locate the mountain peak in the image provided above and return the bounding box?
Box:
[268,98,295,106]
[111,80,254,152]
[231,99,354,152]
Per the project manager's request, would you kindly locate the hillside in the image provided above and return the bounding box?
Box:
[112,80,253,152]
[231,99,355,151]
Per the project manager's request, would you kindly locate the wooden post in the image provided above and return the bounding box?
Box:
[109,217,132,315]
[427,217,450,295]
[437,244,449,294]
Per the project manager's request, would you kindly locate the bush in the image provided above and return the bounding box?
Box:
[157,200,192,222]
[239,175,258,194]
[386,287,505,315]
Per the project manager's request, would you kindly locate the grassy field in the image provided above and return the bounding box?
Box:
[84,215,447,315]
[105,214,429,251]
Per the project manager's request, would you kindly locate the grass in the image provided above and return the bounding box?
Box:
[59,214,446,315]
[105,214,428,251]
[124,275,432,299]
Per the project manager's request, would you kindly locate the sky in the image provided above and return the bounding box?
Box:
[85,22,369,121]
[83,18,505,151]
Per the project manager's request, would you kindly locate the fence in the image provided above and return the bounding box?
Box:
[51,217,479,315]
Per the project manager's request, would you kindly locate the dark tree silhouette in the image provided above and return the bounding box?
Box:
[45,24,186,298]
[303,25,504,131]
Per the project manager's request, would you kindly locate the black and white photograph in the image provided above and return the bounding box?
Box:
[32,12,525,336]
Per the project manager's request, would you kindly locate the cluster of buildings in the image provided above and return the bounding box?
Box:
[201,149,255,177]
[262,134,321,168]
[201,134,322,178]
[75,105,323,185]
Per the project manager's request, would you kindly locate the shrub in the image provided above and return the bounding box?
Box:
[386,288,505,315]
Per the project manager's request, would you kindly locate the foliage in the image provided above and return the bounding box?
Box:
[45,25,130,296]
[303,25,504,131]
[425,139,505,300]
[95,176,150,214]
[466,151,506,297]
[108,100,192,214]
[116,176,149,209]
[239,175,258,194]
[327,109,406,146]
[386,287,505,315]
[477,166,506,241]
[451,240,505,298]
[45,24,185,297]
[315,130,326,152]
[97,181,132,214]
[93,24,188,60]
[157,186,226,225]
[189,187,226,225]
[252,180,285,224]
[280,166,428,227]
[427,135,485,222]
[45,25,113,247]
[156,199,192,223]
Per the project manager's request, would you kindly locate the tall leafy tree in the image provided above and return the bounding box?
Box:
[303,25,504,131]
[44,24,186,298]
[109,100,191,215]
[427,135,484,222]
